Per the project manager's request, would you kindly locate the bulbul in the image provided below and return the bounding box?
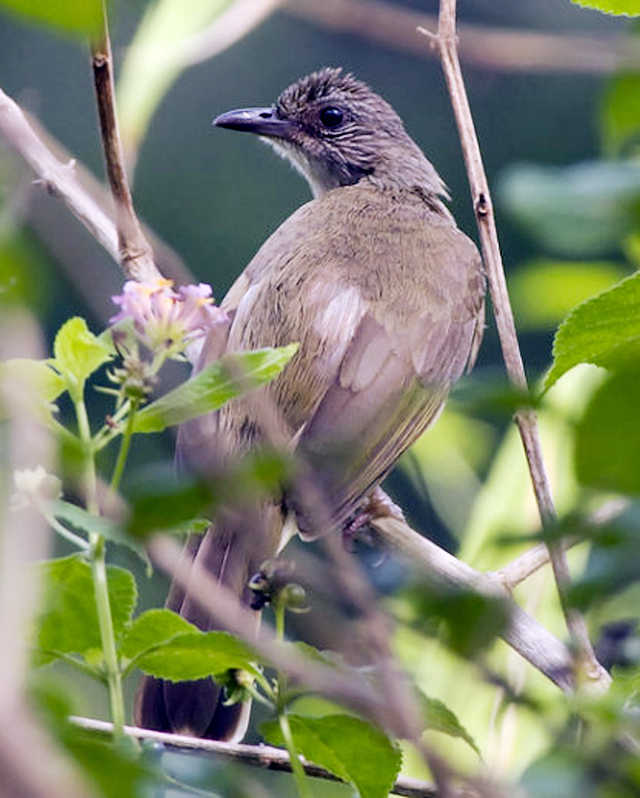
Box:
[136,67,485,741]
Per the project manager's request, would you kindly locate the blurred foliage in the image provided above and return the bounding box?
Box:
[498,160,640,256]
[4,0,640,797]
[0,0,102,35]
[601,71,640,155]
[509,259,626,330]
[572,0,640,15]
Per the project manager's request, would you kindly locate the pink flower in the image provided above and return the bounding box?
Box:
[110,278,227,352]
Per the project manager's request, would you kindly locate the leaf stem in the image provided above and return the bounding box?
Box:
[278,712,313,798]
[89,532,126,741]
[273,600,312,798]
[109,398,138,493]
[74,394,126,741]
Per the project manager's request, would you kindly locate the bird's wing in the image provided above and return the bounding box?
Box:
[285,200,485,536]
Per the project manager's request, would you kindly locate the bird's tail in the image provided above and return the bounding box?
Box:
[135,506,277,741]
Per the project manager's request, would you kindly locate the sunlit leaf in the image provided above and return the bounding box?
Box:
[0,0,102,35]
[419,692,480,755]
[575,365,640,495]
[262,714,401,798]
[0,358,66,424]
[134,631,258,680]
[546,272,640,388]
[35,556,138,664]
[132,344,298,433]
[52,317,113,402]
[571,0,640,15]
[120,609,197,661]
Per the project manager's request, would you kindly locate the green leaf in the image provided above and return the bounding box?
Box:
[601,72,640,155]
[134,631,258,680]
[575,366,640,495]
[499,161,640,257]
[546,272,640,389]
[132,344,298,433]
[419,692,480,756]
[0,0,103,35]
[0,358,66,402]
[120,609,197,661]
[50,500,151,572]
[52,317,112,402]
[35,556,138,665]
[261,714,401,798]
[571,0,640,15]
[509,259,625,330]
[125,467,213,537]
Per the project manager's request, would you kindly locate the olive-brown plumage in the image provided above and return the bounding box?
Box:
[136,67,485,741]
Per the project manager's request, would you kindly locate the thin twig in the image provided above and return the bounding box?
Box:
[71,717,438,797]
[286,0,640,75]
[491,498,630,591]
[90,3,160,282]
[424,0,604,685]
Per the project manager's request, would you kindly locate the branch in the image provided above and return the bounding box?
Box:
[71,717,437,798]
[0,86,120,263]
[286,0,640,74]
[371,517,597,693]
[424,0,605,685]
[90,4,160,282]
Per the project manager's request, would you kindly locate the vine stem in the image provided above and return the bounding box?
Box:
[75,396,126,741]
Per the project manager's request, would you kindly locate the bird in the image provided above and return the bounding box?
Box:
[135,67,485,741]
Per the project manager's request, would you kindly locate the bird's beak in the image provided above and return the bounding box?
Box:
[213,107,294,138]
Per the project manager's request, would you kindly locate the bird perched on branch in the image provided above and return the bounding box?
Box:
[136,67,485,741]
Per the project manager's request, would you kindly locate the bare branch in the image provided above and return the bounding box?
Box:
[425,0,605,685]
[71,717,438,798]
[286,0,640,74]
[491,498,629,591]
[371,516,607,693]
[90,4,160,282]
[0,85,120,262]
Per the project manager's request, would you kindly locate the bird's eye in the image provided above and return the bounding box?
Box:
[319,107,344,128]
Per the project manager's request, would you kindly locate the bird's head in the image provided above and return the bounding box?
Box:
[214,67,447,199]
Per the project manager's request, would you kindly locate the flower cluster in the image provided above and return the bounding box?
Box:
[110,278,228,354]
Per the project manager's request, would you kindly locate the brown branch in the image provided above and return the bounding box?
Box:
[371,516,591,693]
[285,0,640,74]
[424,0,605,687]
[71,717,438,797]
[90,4,160,282]
[491,498,629,591]
[0,85,120,262]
